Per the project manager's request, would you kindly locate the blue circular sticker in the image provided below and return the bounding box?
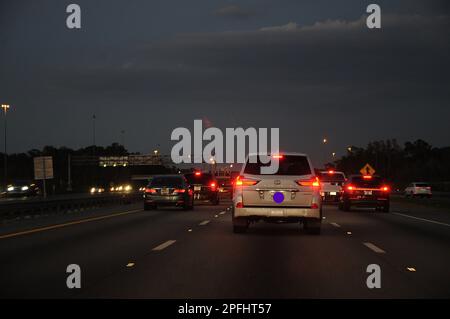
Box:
[273,192,285,204]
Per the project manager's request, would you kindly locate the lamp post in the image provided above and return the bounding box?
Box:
[1,104,10,195]
[322,137,328,168]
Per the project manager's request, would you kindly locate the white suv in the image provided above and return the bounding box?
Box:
[232,153,322,234]
[319,170,346,202]
[405,182,432,198]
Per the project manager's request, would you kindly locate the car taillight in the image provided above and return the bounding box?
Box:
[210,182,217,191]
[363,175,373,180]
[346,185,355,191]
[145,188,157,194]
[296,177,320,188]
[380,186,390,192]
[235,176,260,187]
[174,189,186,194]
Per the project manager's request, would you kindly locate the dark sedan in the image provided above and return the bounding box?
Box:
[144,175,194,211]
[6,181,40,198]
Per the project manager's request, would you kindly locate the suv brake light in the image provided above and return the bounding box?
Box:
[174,189,186,194]
[235,176,260,187]
[380,186,390,192]
[296,177,320,188]
[145,188,157,194]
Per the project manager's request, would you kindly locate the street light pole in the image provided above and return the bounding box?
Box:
[322,137,328,168]
[1,104,10,195]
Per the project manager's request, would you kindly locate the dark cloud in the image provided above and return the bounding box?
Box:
[214,4,253,19]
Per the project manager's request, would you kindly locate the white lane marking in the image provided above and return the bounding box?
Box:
[392,212,450,227]
[219,211,226,215]
[199,220,211,226]
[152,240,176,251]
[363,242,386,254]
[330,222,341,228]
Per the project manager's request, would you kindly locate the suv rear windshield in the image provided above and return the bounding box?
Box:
[320,172,346,183]
[150,176,184,188]
[185,173,214,185]
[351,176,383,188]
[244,155,311,176]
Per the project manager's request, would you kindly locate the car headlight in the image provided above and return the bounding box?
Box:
[7,186,14,192]
[125,185,132,191]
[90,187,97,194]
[21,186,29,191]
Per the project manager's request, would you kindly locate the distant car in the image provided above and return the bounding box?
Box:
[404,182,432,198]
[6,181,40,197]
[144,175,194,211]
[339,175,390,212]
[90,187,105,194]
[109,184,133,193]
[232,153,322,234]
[184,172,220,205]
[319,170,346,202]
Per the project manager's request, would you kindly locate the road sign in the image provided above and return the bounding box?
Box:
[360,163,376,176]
[34,156,54,180]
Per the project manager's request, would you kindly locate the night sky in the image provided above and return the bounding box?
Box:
[1,0,449,165]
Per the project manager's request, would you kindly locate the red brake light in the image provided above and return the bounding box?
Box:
[296,177,320,188]
[328,170,335,174]
[210,182,217,191]
[346,185,354,191]
[235,176,260,187]
[195,172,202,176]
[145,188,157,194]
[363,175,373,180]
[381,186,390,192]
[273,154,284,159]
[174,189,186,194]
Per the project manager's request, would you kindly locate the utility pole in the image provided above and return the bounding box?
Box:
[1,104,10,195]
[67,154,72,192]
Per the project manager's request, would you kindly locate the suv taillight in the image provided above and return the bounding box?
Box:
[145,188,157,194]
[296,177,320,188]
[235,176,260,187]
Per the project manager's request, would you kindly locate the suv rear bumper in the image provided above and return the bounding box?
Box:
[234,206,321,219]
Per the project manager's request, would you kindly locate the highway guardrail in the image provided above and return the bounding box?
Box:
[0,193,143,220]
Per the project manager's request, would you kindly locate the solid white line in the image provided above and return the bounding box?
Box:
[152,240,176,251]
[199,220,211,226]
[330,222,341,228]
[392,212,450,227]
[219,211,226,215]
[363,242,386,254]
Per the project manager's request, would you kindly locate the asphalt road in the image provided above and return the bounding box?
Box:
[1,198,450,299]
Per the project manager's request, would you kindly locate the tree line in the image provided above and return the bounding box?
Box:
[331,139,450,191]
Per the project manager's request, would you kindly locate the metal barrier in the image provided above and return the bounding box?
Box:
[0,193,143,220]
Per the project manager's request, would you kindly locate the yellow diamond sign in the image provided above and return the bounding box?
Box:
[360,163,376,176]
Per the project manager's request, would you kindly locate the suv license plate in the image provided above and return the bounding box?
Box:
[364,191,373,195]
[194,186,202,191]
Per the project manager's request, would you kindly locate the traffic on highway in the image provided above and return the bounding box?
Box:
[1,0,450,313]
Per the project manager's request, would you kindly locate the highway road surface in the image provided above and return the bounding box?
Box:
[1,199,450,299]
